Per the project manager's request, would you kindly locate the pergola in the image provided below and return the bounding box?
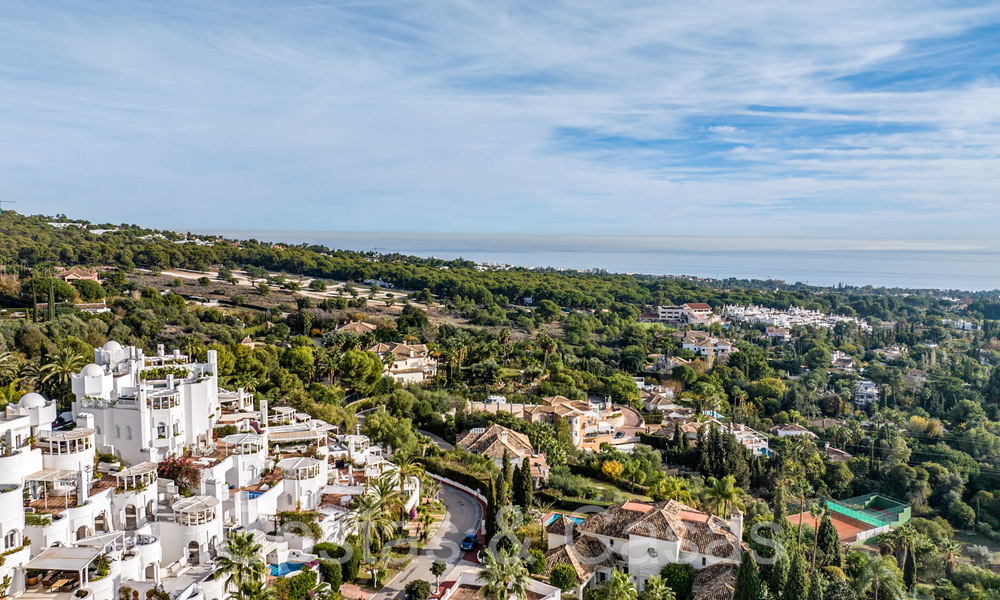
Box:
[25,469,80,511]
[114,462,158,490]
[25,545,103,592]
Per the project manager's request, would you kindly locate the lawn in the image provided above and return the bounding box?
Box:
[573,473,650,502]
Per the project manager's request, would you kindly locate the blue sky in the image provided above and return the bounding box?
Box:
[2,0,1000,242]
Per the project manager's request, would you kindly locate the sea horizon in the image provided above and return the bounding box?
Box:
[190,230,1000,293]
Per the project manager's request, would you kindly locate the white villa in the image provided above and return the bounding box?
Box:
[367,342,438,384]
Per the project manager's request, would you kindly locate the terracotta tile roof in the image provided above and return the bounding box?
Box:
[545,515,577,536]
[456,424,533,459]
[337,321,377,334]
[543,536,621,581]
[692,563,737,600]
[367,341,430,359]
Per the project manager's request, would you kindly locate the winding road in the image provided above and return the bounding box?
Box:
[374,483,482,599]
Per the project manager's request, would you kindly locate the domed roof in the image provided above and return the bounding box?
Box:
[103,340,123,353]
[17,393,47,409]
[81,363,105,378]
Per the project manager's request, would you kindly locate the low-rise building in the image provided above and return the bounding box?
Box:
[543,500,741,592]
[367,342,438,384]
[456,424,549,484]
[679,331,736,358]
[854,381,880,405]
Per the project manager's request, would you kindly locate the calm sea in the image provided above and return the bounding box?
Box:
[201,231,1000,292]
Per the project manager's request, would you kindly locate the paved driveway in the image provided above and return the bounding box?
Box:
[374,483,482,599]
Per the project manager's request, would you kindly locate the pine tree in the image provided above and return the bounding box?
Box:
[807,571,823,600]
[817,512,842,568]
[786,551,810,600]
[734,550,765,600]
[903,542,916,592]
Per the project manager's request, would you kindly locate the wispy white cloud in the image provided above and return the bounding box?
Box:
[1,0,999,239]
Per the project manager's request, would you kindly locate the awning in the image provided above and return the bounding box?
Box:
[26,546,102,571]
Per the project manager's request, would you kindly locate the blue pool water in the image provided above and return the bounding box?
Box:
[269,562,304,577]
[248,491,263,500]
[544,513,585,526]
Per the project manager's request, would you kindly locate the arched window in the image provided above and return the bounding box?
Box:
[4,530,18,550]
[116,426,121,439]
[156,423,166,439]
[173,422,180,436]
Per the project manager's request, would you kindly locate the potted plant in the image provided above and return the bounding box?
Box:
[26,569,42,586]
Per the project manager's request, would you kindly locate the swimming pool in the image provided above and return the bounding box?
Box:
[269,562,305,577]
[544,513,585,526]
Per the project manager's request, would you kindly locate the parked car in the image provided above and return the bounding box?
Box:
[461,531,479,550]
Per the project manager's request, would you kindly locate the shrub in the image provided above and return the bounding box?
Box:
[660,562,695,600]
[550,564,577,592]
[528,548,546,575]
[404,580,431,600]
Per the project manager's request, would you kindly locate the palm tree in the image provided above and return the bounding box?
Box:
[234,579,277,600]
[656,476,693,504]
[793,480,813,547]
[853,554,904,600]
[420,510,435,541]
[0,351,19,385]
[394,453,425,499]
[810,505,823,569]
[39,347,85,394]
[941,539,962,577]
[343,493,396,563]
[600,568,638,600]
[215,531,266,597]
[703,475,745,519]
[538,335,556,369]
[370,472,403,515]
[639,575,675,600]
[478,545,531,600]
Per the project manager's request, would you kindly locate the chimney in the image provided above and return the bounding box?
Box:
[174,349,181,359]
[157,344,165,357]
[729,510,744,538]
[260,397,269,430]
[501,430,508,442]
[166,374,174,389]
[207,349,218,366]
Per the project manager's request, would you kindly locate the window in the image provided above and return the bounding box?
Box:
[116,426,121,439]
[173,423,180,436]
[702,557,707,566]
[4,530,17,550]
[126,426,133,440]
[156,423,166,439]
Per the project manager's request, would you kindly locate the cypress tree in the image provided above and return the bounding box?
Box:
[807,571,823,600]
[514,460,533,511]
[786,550,810,600]
[767,547,788,599]
[903,542,916,591]
[734,550,765,600]
[497,452,510,506]
[47,279,55,321]
[817,512,842,568]
[485,479,498,543]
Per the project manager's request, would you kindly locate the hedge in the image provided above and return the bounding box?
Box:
[419,456,491,498]
[535,488,614,511]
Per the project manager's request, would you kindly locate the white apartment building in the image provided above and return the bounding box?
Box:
[71,342,221,465]
[657,303,714,324]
